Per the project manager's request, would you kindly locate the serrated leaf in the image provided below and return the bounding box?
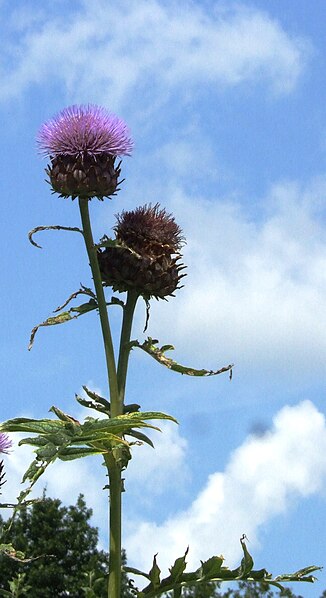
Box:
[22,460,47,484]
[57,447,103,461]
[18,436,50,447]
[238,534,254,578]
[168,548,189,582]
[72,431,129,445]
[75,394,110,416]
[199,555,224,578]
[28,299,98,349]
[148,554,161,589]
[49,406,80,425]
[274,565,322,583]
[34,443,58,460]
[82,386,111,414]
[118,411,178,425]
[131,538,321,597]
[131,337,233,378]
[0,418,66,435]
[19,432,70,447]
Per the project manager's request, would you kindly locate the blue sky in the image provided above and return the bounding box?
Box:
[1,0,326,595]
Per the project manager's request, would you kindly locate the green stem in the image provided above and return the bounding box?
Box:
[117,290,139,406]
[78,198,119,408]
[104,452,122,598]
[104,291,138,597]
[78,198,121,598]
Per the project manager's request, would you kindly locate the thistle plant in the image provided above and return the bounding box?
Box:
[0,104,320,597]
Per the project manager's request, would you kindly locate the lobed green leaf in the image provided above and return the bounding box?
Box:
[126,536,322,597]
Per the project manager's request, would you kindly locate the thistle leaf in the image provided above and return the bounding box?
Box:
[168,548,189,582]
[28,299,98,350]
[199,555,224,578]
[131,337,233,378]
[148,554,161,589]
[54,286,96,312]
[127,536,322,597]
[126,429,155,448]
[28,224,83,249]
[0,418,66,435]
[56,447,104,461]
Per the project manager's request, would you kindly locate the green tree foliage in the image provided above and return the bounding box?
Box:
[0,493,133,597]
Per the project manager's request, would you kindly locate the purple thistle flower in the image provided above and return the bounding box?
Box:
[0,432,12,454]
[37,104,133,158]
[36,105,133,200]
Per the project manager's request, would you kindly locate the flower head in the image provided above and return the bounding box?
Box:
[37,104,133,200]
[0,433,12,454]
[114,204,183,256]
[37,104,133,158]
[98,203,186,300]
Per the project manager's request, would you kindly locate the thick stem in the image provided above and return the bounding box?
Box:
[105,291,138,597]
[117,290,139,405]
[105,453,122,598]
[78,198,121,598]
[78,198,119,409]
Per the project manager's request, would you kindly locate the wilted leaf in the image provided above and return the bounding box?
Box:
[54,286,96,312]
[49,406,80,425]
[28,299,98,350]
[28,224,83,249]
[131,338,233,378]
[274,565,322,584]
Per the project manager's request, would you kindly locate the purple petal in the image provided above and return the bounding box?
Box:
[37,104,133,158]
[0,433,12,454]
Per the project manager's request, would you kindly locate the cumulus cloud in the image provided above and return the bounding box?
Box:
[126,421,189,500]
[125,400,326,574]
[1,1,310,106]
[144,178,326,380]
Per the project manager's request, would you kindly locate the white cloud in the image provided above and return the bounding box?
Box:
[125,400,326,574]
[0,1,310,106]
[126,421,189,500]
[144,178,326,380]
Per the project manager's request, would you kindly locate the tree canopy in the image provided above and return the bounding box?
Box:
[0,493,132,597]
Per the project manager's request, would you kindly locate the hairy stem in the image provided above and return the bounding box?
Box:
[78,198,121,598]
